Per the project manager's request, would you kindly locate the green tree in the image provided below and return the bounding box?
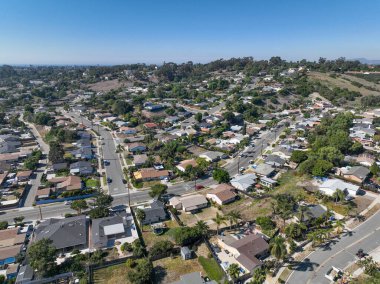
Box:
[332,189,345,204]
[226,210,242,230]
[290,150,308,164]
[0,221,8,230]
[317,146,344,166]
[13,216,24,226]
[270,236,287,261]
[148,184,167,198]
[227,263,240,280]
[195,112,203,123]
[212,168,230,184]
[212,213,227,235]
[127,258,153,284]
[194,220,210,238]
[285,223,307,240]
[131,239,146,258]
[312,159,333,176]
[28,238,57,277]
[70,200,88,215]
[48,141,64,163]
[149,240,174,257]
[112,100,133,115]
[334,219,346,234]
[370,162,380,176]
[249,266,267,284]
[135,208,146,225]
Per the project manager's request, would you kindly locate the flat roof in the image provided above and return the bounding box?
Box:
[103,223,124,236]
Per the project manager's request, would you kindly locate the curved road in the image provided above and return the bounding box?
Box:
[287,210,380,284]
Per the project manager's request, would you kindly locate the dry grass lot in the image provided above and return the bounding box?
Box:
[93,263,132,284]
[153,256,205,283]
[178,206,227,230]
[141,220,179,248]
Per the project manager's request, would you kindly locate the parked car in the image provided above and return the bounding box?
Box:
[107,177,112,183]
[196,185,205,190]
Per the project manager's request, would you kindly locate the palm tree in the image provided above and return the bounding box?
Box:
[270,236,287,262]
[212,213,227,235]
[227,263,240,280]
[226,210,242,230]
[332,189,345,204]
[195,220,210,239]
[298,205,311,223]
[307,231,321,247]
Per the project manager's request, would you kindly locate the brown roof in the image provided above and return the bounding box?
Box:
[36,188,51,196]
[144,122,158,128]
[207,185,237,203]
[0,171,8,185]
[230,234,269,271]
[16,170,32,178]
[0,228,25,247]
[0,245,22,260]
[177,159,197,169]
[57,176,82,191]
[0,153,20,162]
[134,168,169,180]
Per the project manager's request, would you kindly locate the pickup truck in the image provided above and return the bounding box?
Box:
[325,266,343,282]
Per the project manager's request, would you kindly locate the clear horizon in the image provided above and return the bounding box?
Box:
[1,0,380,65]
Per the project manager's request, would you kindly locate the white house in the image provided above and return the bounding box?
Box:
[206,184,237,205]
[230,174,257,191]
[319,179,360,197]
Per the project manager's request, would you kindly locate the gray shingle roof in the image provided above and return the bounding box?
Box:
[34,215,87,250]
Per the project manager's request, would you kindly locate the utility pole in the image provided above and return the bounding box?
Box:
[237,156,240,174]
[39,206,43,220]
[127,180,131,207]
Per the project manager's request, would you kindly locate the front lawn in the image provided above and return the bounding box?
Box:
[198,256,225,282]
[86,178,100,188]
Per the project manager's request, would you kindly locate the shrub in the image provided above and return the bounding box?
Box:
[149,240,174,258]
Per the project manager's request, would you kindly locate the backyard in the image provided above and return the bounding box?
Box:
[93,263,132,284]
[153,256,205,283]
[141,220,179,248]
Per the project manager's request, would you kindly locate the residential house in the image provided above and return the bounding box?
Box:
[35,188,51,200]
[339,166,370,184]
[176,159,197,172]
[119,127,137,135]
[133,168,170,182]
[56,175,83,192]
[0,228,26,266]
[253,163,276,178]
[71,147,93,159]
[75,138,91,148]
[140,200,169,225]
[295,204,327,223]
[264,155,286,168]
[217,233,269,273]
[33,215,88,253]
[259,177,277,189]
[91,210,139,249]
[319,179,360,197]
[199,151,224,162]
[143,122,158,130]
[70,161,93,175]
[230,174,257,191]
[16,170,32,183]
[169,194,208,213]
[206,184,237,205]
[127,143,146,153]
[133,154,148,167]
[356,154,376,167]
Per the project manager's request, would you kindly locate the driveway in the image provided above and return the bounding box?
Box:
[287,210,380,284]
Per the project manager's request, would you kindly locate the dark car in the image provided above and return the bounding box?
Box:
[122,179,127,184]
[107,177,112,183]
[196,185,205,190]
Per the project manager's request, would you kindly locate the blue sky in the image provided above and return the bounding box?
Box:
[0,0,379,65]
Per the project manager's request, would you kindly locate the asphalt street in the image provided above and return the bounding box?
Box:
[68,112,127,196]
[287,210,380,284]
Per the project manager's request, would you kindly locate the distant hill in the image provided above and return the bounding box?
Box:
[354,58,380,65]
